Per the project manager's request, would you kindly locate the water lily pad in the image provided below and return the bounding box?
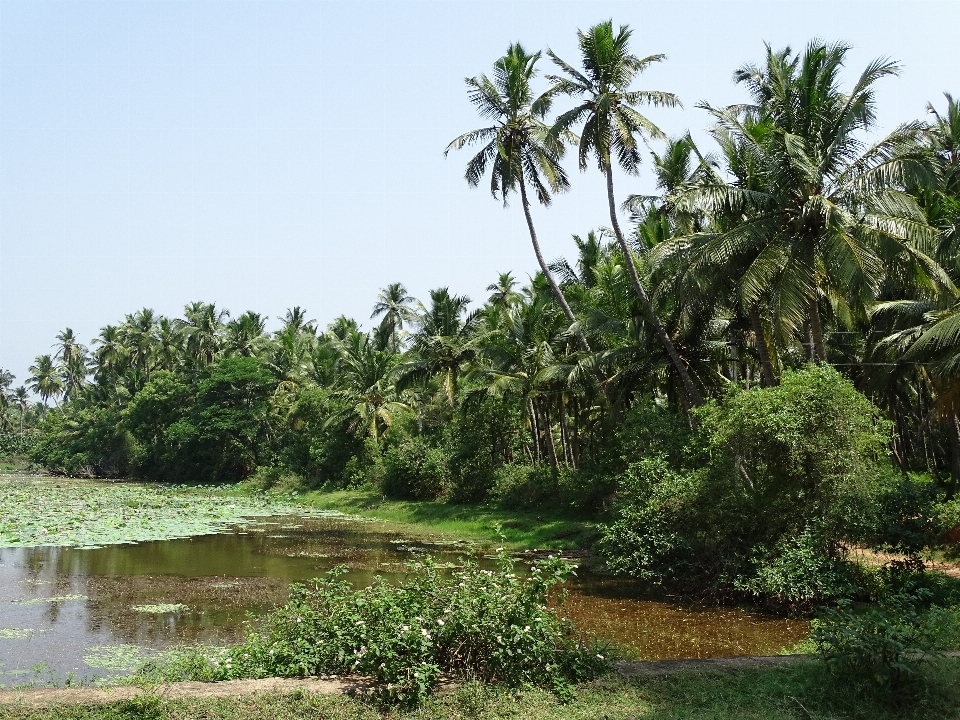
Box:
[16,594,87,605]
[131,603,189,614]
[0,629,35,640]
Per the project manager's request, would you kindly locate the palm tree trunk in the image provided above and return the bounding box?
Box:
[603,166,703,406]
[518,175,590,353]
[808,297,826,362]
[541,400,560,471]
[528,399,541,464]
[948,412,960,501]
[749,305,777,387]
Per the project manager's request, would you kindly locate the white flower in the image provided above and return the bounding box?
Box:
[597,654,604,660]
[437,619,444,626]
[296,618,302,623]
[414,672,419,678]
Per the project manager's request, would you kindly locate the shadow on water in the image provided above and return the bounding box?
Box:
[0,515,809,683]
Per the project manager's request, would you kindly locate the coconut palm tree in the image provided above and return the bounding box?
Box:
[12,387,28,434]
[486,272,524,311]
[371,283,416,353]
[61,352,90,403]
[328,330,407,442]
[546,20,701,404]
[180,302,228,370]
[225,312,268,357]
[28,355,63,408]
[445,43,588,349]
[689,41,946,365]
[399,288,481,408]
[54,328,80,366]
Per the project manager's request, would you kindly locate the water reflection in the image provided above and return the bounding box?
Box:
[0,516,808,683]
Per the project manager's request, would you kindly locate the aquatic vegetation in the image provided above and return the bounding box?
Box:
[131,603,189,614]
[0,629,35,640]
[83,645,155,673]
[0,476,345,549]
[15,594,87,605]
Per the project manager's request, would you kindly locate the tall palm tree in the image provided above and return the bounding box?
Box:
[28,355,63,408]
[54,328,80,366]
[486,272,524,311]
[445,43,588,350]
[61,352,90,403]
[328,330,407,442]
[371,283,416,353]
[690,42,946,365]
[12,387,28,434]
[280,307,316,337]
[547,20,701,404]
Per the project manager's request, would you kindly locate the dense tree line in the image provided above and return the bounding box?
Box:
[9,23,960,604]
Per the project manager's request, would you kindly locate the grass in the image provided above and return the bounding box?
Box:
[293,488,599,550]
[3,659,959,719]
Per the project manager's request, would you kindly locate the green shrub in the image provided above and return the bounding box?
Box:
[813,591,960,691]
[599,366,897,605]
[0,432,39,457]
[382,437,451,499]
[146,551,608,706]
[490,463,558,509]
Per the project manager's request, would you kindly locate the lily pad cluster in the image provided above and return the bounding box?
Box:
[0,476,344,549]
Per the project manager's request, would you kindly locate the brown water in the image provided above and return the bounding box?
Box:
[0,515,808,685]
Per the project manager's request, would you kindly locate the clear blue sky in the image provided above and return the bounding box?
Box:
[1,0,957,391]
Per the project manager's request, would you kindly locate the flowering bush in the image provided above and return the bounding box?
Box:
[187,550,608,705]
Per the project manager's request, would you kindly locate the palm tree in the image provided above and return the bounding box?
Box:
[28,355,63,408]
[12,387,28,434]
[54,328,80,366]
[328,330,407,442]
[61,352,90,403]
[280,307,316,337]
[445,43,588,350]
[399,288,481,408]
[547,21,701,404]
[690,41,946,365]
[225,312,268,357]
[121,308,158,380]
[180,302,229,369]
[371,283,416,353]
[486,272,524,311]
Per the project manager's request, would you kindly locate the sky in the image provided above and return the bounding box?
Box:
[1,0,958,392]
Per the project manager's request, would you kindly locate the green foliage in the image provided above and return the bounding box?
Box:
[813,591,960,692]
[490,464,557,509]
[30,405,132,477]
[600,366,898,604]
[0,433,39,457]
[383,437,452,500]
[143,552,608,706]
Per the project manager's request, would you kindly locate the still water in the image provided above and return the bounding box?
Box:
[0,515,808,684]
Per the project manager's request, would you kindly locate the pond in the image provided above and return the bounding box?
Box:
[0,481,809,685]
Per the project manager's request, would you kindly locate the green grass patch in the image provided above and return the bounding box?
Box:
[3,659,959,719]
[295,489,598,550]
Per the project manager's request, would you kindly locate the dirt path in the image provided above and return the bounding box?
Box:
[848,546,960,578]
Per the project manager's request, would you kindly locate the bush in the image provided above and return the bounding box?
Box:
[148,551,609,706]
[0,433,39,457]
[490,463,558,509]
[382,437,451,499]
[813,591,960,691]
[599,366,898,605]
